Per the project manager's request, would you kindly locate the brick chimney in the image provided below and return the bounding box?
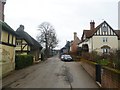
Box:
[90,20,95,30]
[16,25,25,31]
[0,0,6,21]
[74,32,77,40]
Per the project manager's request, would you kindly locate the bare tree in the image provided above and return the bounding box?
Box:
[37,22,58,57]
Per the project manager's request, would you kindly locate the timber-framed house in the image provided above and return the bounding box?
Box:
[79,21,120,54]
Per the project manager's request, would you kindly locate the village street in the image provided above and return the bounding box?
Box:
[2,55,99,88]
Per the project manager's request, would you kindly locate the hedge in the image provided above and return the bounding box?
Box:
[15,54,33,70]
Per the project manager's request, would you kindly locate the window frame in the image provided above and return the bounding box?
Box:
[103,37,108,42]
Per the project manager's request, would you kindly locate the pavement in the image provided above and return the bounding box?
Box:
[1,56,99,88]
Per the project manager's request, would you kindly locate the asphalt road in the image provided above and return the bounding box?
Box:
[2,55,99,88]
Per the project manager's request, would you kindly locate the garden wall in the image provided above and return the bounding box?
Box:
[81,59,96,80]
[101,67,120,88]
[81,59,120,88]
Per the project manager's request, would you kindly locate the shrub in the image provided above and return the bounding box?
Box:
[82,51,101,62]
[82,50,120,69]
[15,54,33,70]
[97,59,110,66]
[89,51,101,62]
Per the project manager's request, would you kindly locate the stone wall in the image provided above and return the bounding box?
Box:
[0,44,15,78]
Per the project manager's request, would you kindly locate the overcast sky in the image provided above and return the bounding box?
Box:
[4,0,119,49]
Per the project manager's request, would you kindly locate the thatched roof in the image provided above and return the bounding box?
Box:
[16,25,42,50]
[0,20,18,36]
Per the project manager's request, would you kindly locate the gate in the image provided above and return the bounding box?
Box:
[96,64,101,84]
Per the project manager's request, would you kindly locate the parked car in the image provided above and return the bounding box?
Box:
[61,55,65,61]
[60,55,73,61]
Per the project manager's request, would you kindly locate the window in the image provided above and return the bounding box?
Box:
[101,45,110,54]
[16,40,21,46]
[103,37,108,42]
[16,42,21,45]
[102,48,109,54]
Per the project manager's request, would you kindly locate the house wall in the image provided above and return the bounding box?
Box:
[16,38,41,61]
[118,40,120,50]
[0,30,16,78]
[1,30,8,43]
[16,39,22,51]
[71,41,77,53]
[88,38,93,52]
[31,49,41,61]
[16,39,30,55]
[78,38,92,52]
[71,38,80,54]
[22,40,30,51]
[1,31,16,45]
[0,44,15,78]
[92,36,118,53]
[79,36,118,53]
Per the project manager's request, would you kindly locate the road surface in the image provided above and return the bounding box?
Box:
[2,55,99,88]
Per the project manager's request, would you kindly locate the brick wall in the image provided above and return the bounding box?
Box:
[101,67,120,88]
[81,60,96,80]
[81,60,120,88]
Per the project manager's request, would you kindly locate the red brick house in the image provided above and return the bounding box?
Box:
[70,32,80,55]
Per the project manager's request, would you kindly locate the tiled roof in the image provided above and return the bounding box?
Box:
[83,30,95,38]
[114,30,120,40]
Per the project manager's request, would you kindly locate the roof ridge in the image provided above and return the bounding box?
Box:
[16,29,42,48]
